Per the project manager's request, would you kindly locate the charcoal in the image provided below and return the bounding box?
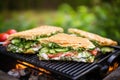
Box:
[0,70,18,80]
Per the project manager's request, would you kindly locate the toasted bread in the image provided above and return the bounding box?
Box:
[68,28,117,46]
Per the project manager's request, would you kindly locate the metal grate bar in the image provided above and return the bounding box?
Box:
[47,62,62,68]
[69,63,90,76]
[62,62,80,73]
[55,62,76,71]
[49,62,67,69]
[36,61,48,66]
[45,62,57,67]
[53,62,72,70]
[73,63,95,76]
[73,65,99,80]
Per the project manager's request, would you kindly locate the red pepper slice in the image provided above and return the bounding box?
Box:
[89,49,98,56]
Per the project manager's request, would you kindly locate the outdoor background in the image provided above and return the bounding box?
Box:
[0,0,120,43]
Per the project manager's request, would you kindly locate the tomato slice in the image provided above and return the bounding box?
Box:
[48,53,63,58]
[90,49,98,56]
[48,52,77,58]
[64,52,74,57]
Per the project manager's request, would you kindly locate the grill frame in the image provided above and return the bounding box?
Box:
[0,46,120,80]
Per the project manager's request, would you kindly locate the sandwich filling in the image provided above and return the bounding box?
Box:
[6,26,63,54]
[68,28,117,54]
[37,33,97,62]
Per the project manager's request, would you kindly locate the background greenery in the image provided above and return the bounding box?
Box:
[0,0,120,43]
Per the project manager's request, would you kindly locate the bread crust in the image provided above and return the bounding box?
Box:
[8,25,63,40]
[68,28,117,46]
[40,33,95,49]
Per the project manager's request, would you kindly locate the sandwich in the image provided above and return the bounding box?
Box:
[68,28,117,53]
[37,33,96,62]
[5,25,63,54]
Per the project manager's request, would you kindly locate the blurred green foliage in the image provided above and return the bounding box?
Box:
[46,3,120,42]
[0,1,120,43]
[0,12,37,32]
[93,4,120,42]
[46,4,96,32]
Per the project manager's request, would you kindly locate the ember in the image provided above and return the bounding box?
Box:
[7,60,54,80]
[108,62,119,73]
[17,60,50,74]
[7,63,30,78]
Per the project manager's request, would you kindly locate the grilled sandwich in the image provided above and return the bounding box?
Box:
[68,28,117,54]
[68,28,117,46]
[6,25,63,54]
[37,33,96,62]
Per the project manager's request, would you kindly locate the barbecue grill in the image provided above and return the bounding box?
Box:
[0,46,120,80]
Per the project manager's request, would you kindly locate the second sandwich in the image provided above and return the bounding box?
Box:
[37,33,96,62]
[6,25,63,54]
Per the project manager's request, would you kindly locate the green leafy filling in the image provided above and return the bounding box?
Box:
[69,33,114,53]
[39,42,74,54]
[90,40,100,47]
[7,38,39,53]
[38,43,96,62]
[100,47,114,54]
[39,42,86,54]
[7,32,61,53]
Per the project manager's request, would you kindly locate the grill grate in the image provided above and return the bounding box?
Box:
[0,46,120,80]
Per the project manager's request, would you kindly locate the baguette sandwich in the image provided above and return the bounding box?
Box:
[37,33,96,62]
[5,25,63,54]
